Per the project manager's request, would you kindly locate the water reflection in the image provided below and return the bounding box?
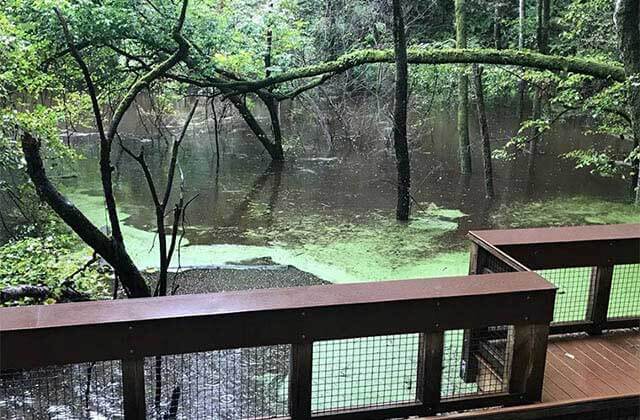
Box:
[56,104,636,279]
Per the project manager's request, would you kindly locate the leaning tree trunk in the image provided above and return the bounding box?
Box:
[21,133,151,297]
[456,0,472,174]
[227,94,284,160]
[472,64,495,199]
[392,0,411,221]
[614,0,640,204]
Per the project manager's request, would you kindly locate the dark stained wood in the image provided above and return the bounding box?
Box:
[314,402,423,420]
[121,358,146,420]
[289,342,313,420]
[420,393,640,419]
[586,265,614,335]
[419,331,445,412]
[469,224,640,269]
[542,330,640,403]
[510,324,550,402]
[470,224,640,246]
[0,273,555,332]
[419,331,640,418]
[0,273,556,370]
[554,341,640,394]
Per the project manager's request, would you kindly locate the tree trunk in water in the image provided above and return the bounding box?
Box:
[528,0,550,175]
[227,95,284,160]
[392,0,411,221]
[21,133,151,298]
[536,0,551,55]
[516,0,527,121]
[456,0,472,174]
[257,92,285,159]
[472,65,495,199]
[614,0,640,204]
[494,1,505,50]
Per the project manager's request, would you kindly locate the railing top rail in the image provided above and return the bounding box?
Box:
[1,273,556,370]
[469,223,640,247]
[0,272,554,333]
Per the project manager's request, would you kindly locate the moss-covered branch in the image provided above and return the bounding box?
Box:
[219,48,625,93]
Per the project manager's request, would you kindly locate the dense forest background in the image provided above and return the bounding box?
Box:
[0,0,639,304]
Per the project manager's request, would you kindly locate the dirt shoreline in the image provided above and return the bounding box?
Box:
[142,265,330,296]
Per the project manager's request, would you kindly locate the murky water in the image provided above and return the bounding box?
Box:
[3,102,638,419]
[58,102,638,283]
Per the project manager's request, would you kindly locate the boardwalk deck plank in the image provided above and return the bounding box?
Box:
[542,330,640,403]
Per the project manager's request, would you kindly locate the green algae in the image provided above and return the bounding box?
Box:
[65,190,470,283]
[492,196,640,228]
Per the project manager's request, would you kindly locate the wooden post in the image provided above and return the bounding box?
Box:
[509,323,550,403]
[418,331,445,414]
[586,265,614,335]
[121,357,146,420]
[461,243,488,382]
[289,342,313,420]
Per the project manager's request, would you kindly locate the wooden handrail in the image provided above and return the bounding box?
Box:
[418,393,640,419]
[469,224,640,269]
[0,273,556,419]
[462,224,640,384]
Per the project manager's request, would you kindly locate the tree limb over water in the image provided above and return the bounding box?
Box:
[215,48,625,94]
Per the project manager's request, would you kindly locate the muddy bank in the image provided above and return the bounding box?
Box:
[141,264,329,296]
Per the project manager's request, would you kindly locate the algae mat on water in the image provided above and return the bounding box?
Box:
[491,196,640,228]
[67,191,470,283]
[492,196,640,324]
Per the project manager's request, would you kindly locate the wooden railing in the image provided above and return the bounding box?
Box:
[468,223,640,335]
[420,393,640,420]
[461,223,640,385]
[0,273,556,420]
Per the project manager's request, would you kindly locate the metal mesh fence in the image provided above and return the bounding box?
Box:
[144,346,290,420]
[0,361,123,419]
[536,267,593,324]
[608,264,640,320]
[441,326,514,400]
[311,333,420,415]
[481,252,519,274]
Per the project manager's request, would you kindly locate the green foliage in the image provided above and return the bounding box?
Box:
[556,0,617,58]
[563,149,621,177]
[0,226,111,306]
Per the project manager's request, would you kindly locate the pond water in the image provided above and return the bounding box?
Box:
[4,102,639,420]
[59,102,639,284]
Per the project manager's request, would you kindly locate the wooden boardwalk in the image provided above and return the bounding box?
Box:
[542,329,640,402]
[420,329,640,419]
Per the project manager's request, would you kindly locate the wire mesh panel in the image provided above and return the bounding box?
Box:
[0,361,123,419]
[442,326,514,400]
[536,267,593,324]
[311,334,420,415]
[481,252,519,274]
[144,346,289,420]
[608,264,640,320]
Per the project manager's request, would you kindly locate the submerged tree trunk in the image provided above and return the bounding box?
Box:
[494,1,506,50]
[517,0,527,120]
[392,0,411,221]
[528,0,550,175]
[614,0,640,204]
[227,95,284,160]
[456,0,472,174]
[472,65,495,199]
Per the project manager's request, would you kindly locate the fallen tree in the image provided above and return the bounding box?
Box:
[213,47,626,94]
